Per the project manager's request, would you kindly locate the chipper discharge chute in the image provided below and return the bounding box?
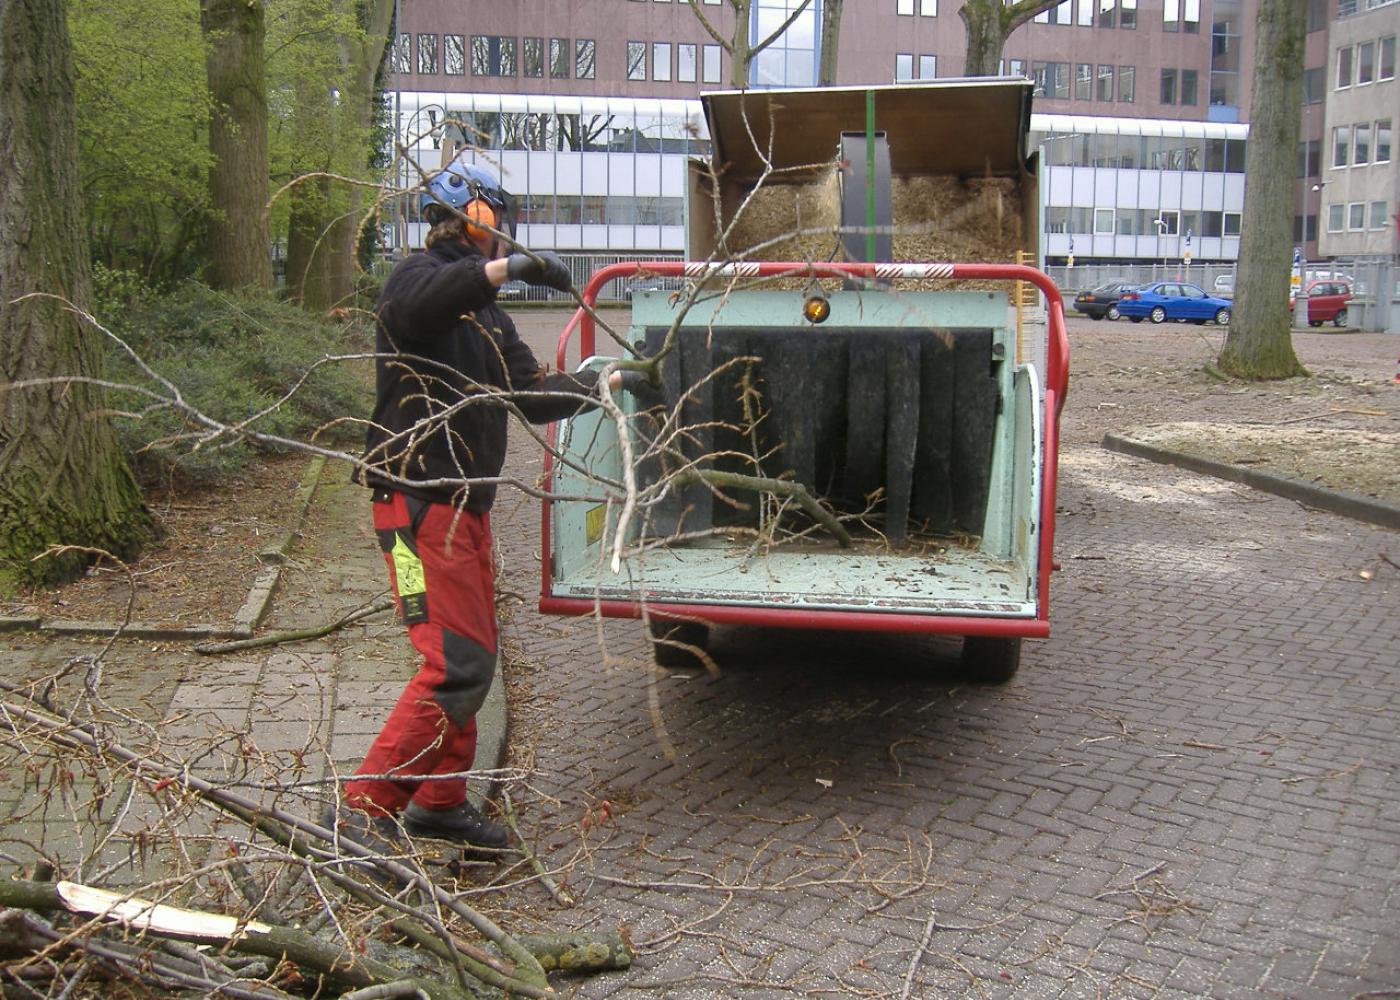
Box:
[540,80,1069,683]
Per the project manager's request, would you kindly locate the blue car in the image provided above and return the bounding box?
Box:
[1117,282,1233,325]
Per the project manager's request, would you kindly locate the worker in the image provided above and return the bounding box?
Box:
[322,159,635,853]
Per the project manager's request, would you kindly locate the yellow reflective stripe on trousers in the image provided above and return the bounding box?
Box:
[389,531,425,597]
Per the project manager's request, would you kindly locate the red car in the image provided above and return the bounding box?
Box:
[1289,280,1352,327]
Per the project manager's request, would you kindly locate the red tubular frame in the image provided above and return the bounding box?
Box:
[541,261,1069,640]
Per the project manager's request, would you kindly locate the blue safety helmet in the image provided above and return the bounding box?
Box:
[418,160,517,245]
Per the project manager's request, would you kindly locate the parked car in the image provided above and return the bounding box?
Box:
[622,275,686,300]
[1117,281,1233,325]
[1072,281,1135,321]
[1213,274,1235,296]
[1289,280,1352,327]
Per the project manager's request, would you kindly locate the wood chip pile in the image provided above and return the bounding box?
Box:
[723,165,1024,291]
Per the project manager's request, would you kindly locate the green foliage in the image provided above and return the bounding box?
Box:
[70,0,213,284]
[71,0,391,290]
[102,281,372,484]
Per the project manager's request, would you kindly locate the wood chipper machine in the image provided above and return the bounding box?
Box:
[539,80,1069,682]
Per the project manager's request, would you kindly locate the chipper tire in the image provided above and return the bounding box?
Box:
[960,636,1022,684]
[649,620,710,668]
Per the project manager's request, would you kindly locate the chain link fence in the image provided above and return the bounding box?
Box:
[1048,257,1398,333]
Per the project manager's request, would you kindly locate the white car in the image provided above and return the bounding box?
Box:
[1213,274,1235,296]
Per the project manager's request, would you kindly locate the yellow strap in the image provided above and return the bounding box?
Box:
[389,532,426,596]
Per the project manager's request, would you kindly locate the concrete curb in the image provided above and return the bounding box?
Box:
[1102,433,1400,530]
[471,664,510,812]
[3,454,328,639]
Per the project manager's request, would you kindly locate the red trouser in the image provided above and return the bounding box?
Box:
[344,491,498,815]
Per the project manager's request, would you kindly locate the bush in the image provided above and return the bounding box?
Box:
[99,280,373,485]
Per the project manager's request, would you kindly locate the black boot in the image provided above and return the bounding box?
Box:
[402,800,510,849]
[318,803,403,857]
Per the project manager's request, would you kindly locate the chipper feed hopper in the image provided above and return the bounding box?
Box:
[540,80,1069,682]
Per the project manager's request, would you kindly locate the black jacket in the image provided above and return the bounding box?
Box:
[360,239,600,510]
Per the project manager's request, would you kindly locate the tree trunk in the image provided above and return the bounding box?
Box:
[960,0,1060,76]
[960,1,1009,76]
[729,0,754,88]
[201,0,272,291]
[0,0,153,590]
[283,0,393,313]
[1218,0,1307,378]
[818,0,843,85]
[284,171,334,308]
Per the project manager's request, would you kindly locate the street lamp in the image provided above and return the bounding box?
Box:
[1153,217,1169,279]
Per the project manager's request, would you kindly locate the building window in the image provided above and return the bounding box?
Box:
[1302,66,1324,103]
[393,33,411,73]
[550,38,569,78]
[1098,0,1115,27]
[1380,36,1395,80]
[1078,0,1094,26]
[921,0,937,14]
[445,35,465,75]
[1121,0,1136,28]
[1372,201,1389,228]
[1336,46,1353,88]
[1094,208,1115,234]
[1348,202,1365,230]
[1224,212,1241,235]
[1297,138,1321,177]
[1184,0,1200,32]
[1161,68,1177,103]
[1377,119,1392,162]
[1181,69,1198,105]
[472,36,516,76]
[1036,7,1050,22]
[654,42,672,81]
[1306,0,1328,31]
[678,43,697,82]
[1357,40,1375,84]
[703,43,721,83]
[1118,64,1135,102]
[523,37,543,78]
[1097,63,1114,99]
[1210,3,1242,109]
[576,39,596,78]
[1057,1,1073,24]
[1009,58,1025,77]
[417,34,438,74]
[627,41,647,80]
[898,0,914,13]
[1032,62,1069,98]
[1333,125,1351,166]
[1075,63,1092,98]
[754,0,818,88]
[920,54,936,78]
[1327,203,1344,232]
[1355,122,1371,164]
[1164,0,1180,32]
[896,53,914,81]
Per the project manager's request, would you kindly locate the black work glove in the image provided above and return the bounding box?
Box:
[612,369,654,394]
[506,251,572,292]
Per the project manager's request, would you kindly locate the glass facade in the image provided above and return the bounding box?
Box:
[389,92,1250,266]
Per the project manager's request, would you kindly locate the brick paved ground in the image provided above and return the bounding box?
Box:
[488,311,1399,998]
[2,310,1395,998]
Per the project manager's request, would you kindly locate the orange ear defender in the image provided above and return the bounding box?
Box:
[463,198,497,241]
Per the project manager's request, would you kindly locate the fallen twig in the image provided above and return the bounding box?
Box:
[193,596,396,654]
[502,791,575,907]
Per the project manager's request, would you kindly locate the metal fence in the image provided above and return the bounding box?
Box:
[1048,257,1398,333]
